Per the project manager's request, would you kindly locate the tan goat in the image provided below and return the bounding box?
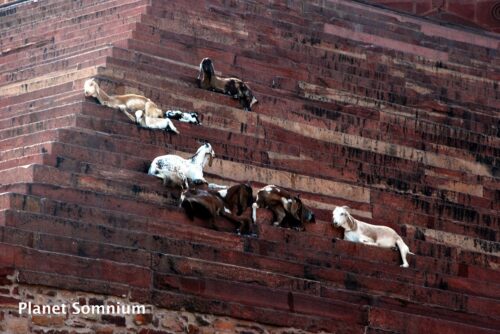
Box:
[83,78,178,133]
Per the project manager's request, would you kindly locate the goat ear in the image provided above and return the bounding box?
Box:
[342,205,351,213]
[346,212,356,230]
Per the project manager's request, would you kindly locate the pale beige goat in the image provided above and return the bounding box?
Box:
[83,78,178,133]
[332,206,414,267]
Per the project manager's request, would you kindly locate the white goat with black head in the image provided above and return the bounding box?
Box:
[148,143,215,189]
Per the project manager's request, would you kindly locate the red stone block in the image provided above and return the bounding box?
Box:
[369,306,496,334]
[17,269,129,297]
[101,315,126,327]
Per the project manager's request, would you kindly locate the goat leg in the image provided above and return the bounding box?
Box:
[271,207,287,227]
[220,208,252,235]
[119,106,137,123]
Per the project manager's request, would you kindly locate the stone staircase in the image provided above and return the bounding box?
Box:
[0,0,499,333]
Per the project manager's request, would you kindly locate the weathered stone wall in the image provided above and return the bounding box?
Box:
[0,0,498,333]
[1,269,321,334]
[363,0,500,33]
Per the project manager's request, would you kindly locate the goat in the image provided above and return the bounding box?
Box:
[191,182,254,216]
[216,183,254,216]
[252,185,315,231]
[83,78,179,133]
[332,206,414,267]
[197,58,257,111]
[148,143,215,189]
[181,188,253,235]
[165,110,201,125]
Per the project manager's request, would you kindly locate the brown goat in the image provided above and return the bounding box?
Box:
[252,185,315,231]
[197,58,257,111]
[181,188,253,235]
[216,183,254,216]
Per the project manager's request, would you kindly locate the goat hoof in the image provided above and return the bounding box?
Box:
[400,263,409,268]
[272,221,280,226]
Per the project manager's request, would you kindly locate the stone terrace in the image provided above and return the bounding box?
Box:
[0,0,499,333]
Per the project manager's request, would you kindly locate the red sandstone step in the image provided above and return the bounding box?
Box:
[150,0,498,104]
[0,241,150,289]
[0,213,323,299]
[0,10,136,68]
[0,102,83,131]
[0,0,146,41]
[0,152,47,172]
[97,55,500,166]
[157,254,500,331]
[152,272,366,323]
[69,112,499,220]
[1,205,498,320]
[3,188,500,306]
[0,114,76,141]
[0,82,76,111]
[368,306,500,334]
[0,44,111,86]
[0,155,494,276]
[0,213,454,320]
[0,31,130,77]
[45,122,498,237]
[150,288,352,333]
[0,0,115,31]
[322,281,500,332]
[75,90,492,180]
[16,268,133,300]
[0,209,242,260]
[20,267,357,332]
[0,195,243,251]
[135,6,498,117]
[3,170,493,271]
[0,88,80,117]
[108,50,496,151]
[0,113,492,244]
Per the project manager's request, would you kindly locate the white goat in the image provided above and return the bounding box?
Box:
[148,143,215,189]
[83,78,179,133]
[332,206,414,267]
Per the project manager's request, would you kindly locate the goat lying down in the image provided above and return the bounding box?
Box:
[197,57,258,111]
[252,185,315,231]
[181,185,254,235]
[165,110,201,125]
[148,143,215,190]
[83,78,179,133]
[332,206,414,268]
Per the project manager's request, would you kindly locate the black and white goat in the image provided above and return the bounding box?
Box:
[148,143,215,189]
[165,110,201,125]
